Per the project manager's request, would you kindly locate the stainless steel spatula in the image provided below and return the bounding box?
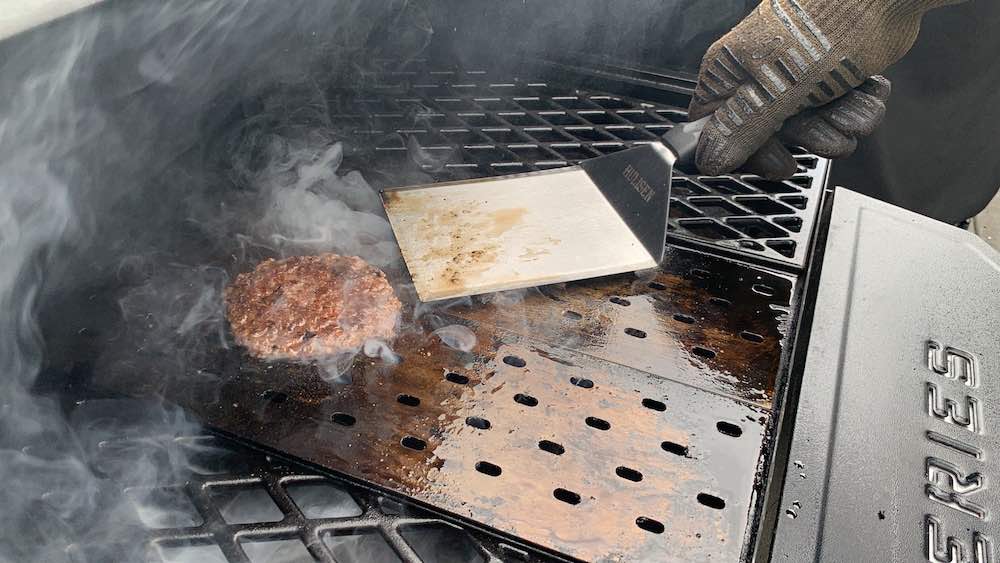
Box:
[381,116,708,302]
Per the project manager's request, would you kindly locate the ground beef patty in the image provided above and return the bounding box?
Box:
[225,254,401,360]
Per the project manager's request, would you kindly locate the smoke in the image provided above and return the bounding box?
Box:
[0,0,433,561]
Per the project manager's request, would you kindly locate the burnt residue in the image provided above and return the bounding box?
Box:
[451,245,795,408]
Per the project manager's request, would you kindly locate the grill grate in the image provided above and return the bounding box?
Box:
[93,245,796,561]
[65,399,546,563]
[332,62,829,268]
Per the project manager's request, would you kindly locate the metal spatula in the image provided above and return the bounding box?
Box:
[381,116,709,302]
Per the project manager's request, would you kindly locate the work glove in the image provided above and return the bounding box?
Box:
[689,0,966,179]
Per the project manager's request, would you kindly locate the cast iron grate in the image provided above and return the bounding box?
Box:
[94,245,796,561]
[332,61,829,268]
[65,398,549,563]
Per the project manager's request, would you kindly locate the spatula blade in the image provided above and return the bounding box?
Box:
[382,143,675,302]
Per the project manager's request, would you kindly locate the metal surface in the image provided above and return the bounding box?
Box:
[769,189,1000,562]
[64,398,544,563]
[380,141,674,301]
[94,245,796,562]
[338,61,829,269]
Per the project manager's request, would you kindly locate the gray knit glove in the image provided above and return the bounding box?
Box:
[689,0,965,179]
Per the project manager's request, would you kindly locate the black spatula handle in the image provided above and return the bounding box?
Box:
[660,116,711,171]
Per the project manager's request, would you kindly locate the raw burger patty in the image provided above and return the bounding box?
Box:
[225,254,401,360]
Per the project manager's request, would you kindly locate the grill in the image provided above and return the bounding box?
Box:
[55,62,819,562]
[332,60,829,269]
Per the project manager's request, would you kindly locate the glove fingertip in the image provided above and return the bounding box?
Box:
[859,75,892,101]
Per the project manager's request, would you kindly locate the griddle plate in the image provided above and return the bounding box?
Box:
[96,246,795,561]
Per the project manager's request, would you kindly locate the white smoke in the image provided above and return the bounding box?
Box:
[0,0,433,561]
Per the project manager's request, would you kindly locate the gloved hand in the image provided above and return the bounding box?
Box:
[689,0,965,179]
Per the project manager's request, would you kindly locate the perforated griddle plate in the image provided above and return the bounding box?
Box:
[95,245,796,562]
[336,60,829,268]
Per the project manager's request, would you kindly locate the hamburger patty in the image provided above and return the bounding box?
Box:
[225,254,401,360]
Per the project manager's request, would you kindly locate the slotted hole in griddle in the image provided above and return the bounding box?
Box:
[673,313,695,324]
[745,178,800,193]
[624,328,647,339]
[539,440,565,455]
[126,487,202,529]
[332,413,356,427]
[240,538,313,563]
[440,129,488,145]
[400,524,486,563]
[642,398,667,412]
[677,218,743,240]
[753,283,776,297]
[636,517,665,534]
[459,113,502,127]
[324,529,402,563]
[553,488,582,505]
[503,355,526,368]
[513,97,556,110]
[774,216,804,233]
[466,416,491,430]
[401,436,426,451]
[616,466,643,482]
[698,493,727,510]
[474,98,517,111]
[285,482,362,519]
[508,144,558,161]
[670,200,703,219]
[648,281,667,290]
[795,155,819,169]
[563,310,583,320]
[552,144,599,160]
[210,486,283,525]
[524,128,571,143]
[445,372,470,385]
[514,393,539,407]
[661,441,690,457]
[717,421,744,437]
[592,96,632,109]
[672,177,711,196]
[481,128,528,144]
[741,331,765,343]
[397,394,421,407]
[554,96,599,110]
[726,217,789,239]
[586,416,611,431]
[475,461,502,477]
[610,296,631,307]
[710,297,732,308]
[693,346,717,359]
[570,377,594,389]
[767,239,797,258]
[734,196,796,215]
[700,178,754,195]
[565,127,615,141]
[576,111,621,125]
[540,112,583,126]
[780,195,809,209]
[499,112,544,126]
[606,126,654,141]
[617,110,658,124]
[155,543,228,563]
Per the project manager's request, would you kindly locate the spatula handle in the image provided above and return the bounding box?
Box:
[660,115,711,171]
